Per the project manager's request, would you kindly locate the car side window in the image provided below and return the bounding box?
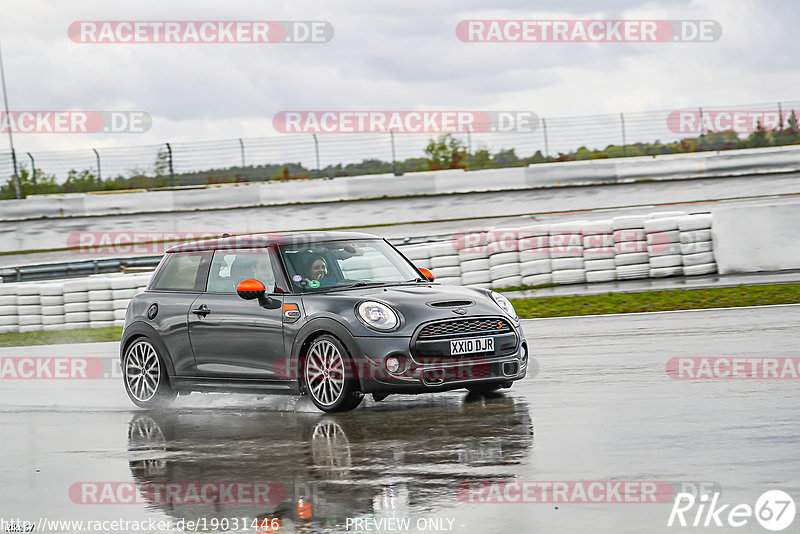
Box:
[207,250,276,293]
[151,252,209,291]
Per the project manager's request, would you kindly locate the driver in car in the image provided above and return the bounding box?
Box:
[302,254,329,284]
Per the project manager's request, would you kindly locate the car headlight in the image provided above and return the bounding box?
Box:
[491,291,519,322]
[356,301,399,331]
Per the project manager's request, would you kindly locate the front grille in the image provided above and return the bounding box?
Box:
[418,317,513,340]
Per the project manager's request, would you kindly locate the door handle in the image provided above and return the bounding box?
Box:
[192,304,211,317]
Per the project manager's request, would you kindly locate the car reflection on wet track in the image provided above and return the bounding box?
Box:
[127,394,533,531]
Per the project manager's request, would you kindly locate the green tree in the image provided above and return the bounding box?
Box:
[62,169,99,193]
[0,167,59,199]
[424,134,467,170]
[492,148,519,167]
[468,148,493,170]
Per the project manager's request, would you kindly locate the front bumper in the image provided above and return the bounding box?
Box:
[351,325,529,394]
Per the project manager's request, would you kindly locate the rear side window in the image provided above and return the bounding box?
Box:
[151,252,210,291]
[206,250,276,293]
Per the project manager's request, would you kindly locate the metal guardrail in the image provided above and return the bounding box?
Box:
[0,256,162,283]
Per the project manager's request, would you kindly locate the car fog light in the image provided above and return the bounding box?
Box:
[386,356,401,373]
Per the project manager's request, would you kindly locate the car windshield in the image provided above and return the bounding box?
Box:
[280,239,422,292]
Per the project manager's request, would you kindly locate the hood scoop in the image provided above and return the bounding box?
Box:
[427,300,475,308]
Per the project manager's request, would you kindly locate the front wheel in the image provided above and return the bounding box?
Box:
[303,335,363,412]
[123,338,176,409]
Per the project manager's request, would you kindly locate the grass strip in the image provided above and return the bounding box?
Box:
[0,327,122,348]
[510,283,800,319]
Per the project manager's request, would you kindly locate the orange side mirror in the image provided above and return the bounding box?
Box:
[236,278,266,300]
[418,267,435,281]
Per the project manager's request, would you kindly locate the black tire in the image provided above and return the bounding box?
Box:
[467,382,508,395]
[302,334,364,413]
[122,337,177,409]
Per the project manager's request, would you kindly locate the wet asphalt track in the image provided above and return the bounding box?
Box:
[1,305,798,533]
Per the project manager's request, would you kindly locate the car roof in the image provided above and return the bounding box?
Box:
[165,231,382,253]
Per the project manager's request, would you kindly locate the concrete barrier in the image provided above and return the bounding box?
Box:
[712,200,800,274]
[3,145,800,222]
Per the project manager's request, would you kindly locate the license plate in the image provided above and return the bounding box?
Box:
[450,337,494,355]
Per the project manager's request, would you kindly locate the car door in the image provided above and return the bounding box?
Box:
[146,251,213,376]
[188,248,286,378]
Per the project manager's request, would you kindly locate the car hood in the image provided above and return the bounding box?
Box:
[336,283,507,321]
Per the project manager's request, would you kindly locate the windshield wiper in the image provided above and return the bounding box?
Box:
[329,281,389,291]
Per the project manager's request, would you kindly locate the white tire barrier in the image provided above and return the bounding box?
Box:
[680,229,712,244]
[650,255,683,268]
[682,251,715,267]
[489,251,520,267]
[460,258,490,272]
[616,264,650,280]
[647,230,680,244]
[584,259,616,271]
[614,240,648,254]
[615,252,650,266]
[522,273,553,286]
[612,215,646,230]
[644,217,680,233]
[683,263,717,276]
[650,266,684,278]
[64,302,89,313]
[678,214,713,232]
[431,255,460,268]
[551,257,584,270]
[681,241,713,255]
[582,247,615,260]
[462,271,491,285]
[520,259,551,276]
[648,243,682,256]
[586,270,616,283]
[491,276,522,289]
[552,269,586,284]
[432,266,461,278]
[490,263,521,280]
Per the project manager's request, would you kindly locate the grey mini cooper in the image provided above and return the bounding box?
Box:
[120,232,529,412]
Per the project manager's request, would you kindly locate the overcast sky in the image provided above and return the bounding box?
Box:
[1,0,798,161]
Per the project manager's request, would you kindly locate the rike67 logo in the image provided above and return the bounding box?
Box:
[668,490,795,531]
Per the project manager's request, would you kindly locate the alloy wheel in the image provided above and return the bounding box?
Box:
[125,340,161,402]
[305,339,345,407]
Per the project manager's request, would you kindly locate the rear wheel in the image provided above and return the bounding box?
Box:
[123,338,176,409]
[303,335,363,412]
